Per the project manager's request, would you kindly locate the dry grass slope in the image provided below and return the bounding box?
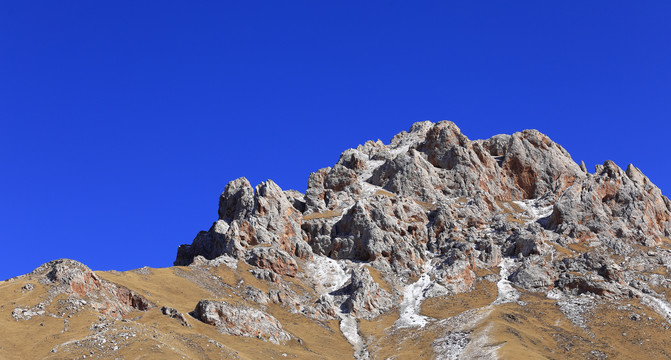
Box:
[303,210,342,221]
[4,261,671,359]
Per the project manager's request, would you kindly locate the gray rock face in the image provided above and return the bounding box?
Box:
[369,149,444,202]
[190,254,238,269]
[342,267,393,320]
[505,227,547,257]
[415,122,515,200]
[510,261,556,290]
[191,300,291,344]
[218,177,255,222]
[245,246,299,277]
[548,160,671,245]
[175,178,312,268]
[324,197,429,274]
[496,129,585,199]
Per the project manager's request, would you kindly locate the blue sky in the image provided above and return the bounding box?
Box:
[1,2,670,280]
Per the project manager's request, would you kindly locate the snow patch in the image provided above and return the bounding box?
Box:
[513,199,553,223]
[339,315,366,355]
[360,181,382,198]
[305,255,349,294]
[306,255,368,359]
[639,292,671,323]
[395,260,435,328]
[546,289,563,300]
[494,258,520,305]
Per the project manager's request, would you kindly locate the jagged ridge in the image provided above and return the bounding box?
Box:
[4,121,671,359]
[170,121,671,358]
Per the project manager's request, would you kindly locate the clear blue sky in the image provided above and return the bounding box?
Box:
[2,2,670,280]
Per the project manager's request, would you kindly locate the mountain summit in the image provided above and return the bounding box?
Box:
[3,121,671,359]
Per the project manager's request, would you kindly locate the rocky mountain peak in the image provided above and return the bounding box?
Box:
[176,121,669,273]
[5,121,671,359]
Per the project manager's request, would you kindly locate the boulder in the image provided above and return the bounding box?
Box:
[161,306,191,327]
[191,300,291,344]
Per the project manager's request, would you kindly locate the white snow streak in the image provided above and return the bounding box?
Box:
[360,181,382,198]
[395,260,435,328]
[306,255,368,358]
[339,315,365,352]
[433,257,522,359]
[513,199,553,224]
[638,291,671,323]
[494,258,520,305]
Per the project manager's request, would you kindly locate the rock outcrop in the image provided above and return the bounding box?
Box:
[160,306,192,327]
[26,259,152,318]
[342,267,393,320]
[175,178,312,269]
[191,300,292,344]
[548,161,671,245]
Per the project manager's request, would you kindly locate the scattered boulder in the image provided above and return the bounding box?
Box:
[12,307,44,321]
[249,268,280,283]
[242,286,270,305]
[160,306,191,327]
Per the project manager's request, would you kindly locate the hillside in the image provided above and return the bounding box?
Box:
[3,121,671,359]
